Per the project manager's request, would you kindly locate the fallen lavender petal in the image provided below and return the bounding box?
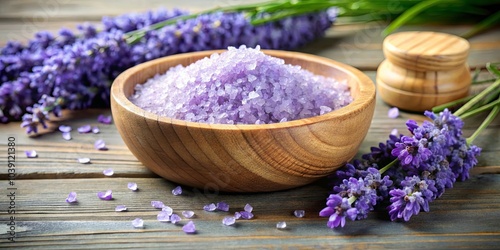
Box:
[240,211,254,220]
[216,201,230,212]
[97,114,113,124]
[25,150,37,158]
[77,157,91,164]
[92,126,100,134]
[294,210,305,218]
[115,205,128,212]
[94,139,108,150]
[172,186,182,196]
[182,210,195,218]
[132,218,144,228]
[97,190,113,200]
[157,211,171,222]
[244,203,253,213]
[182,221,196,234]
[151,200,165,209]
[78,125,92,133]
[170,214,181,224]
[128,182,138,191]
[222,216,236,226]
[103,168,114,176]
[388,107,399,119]
[58,125,72,133]
[203,203,217,212]
[276,221,287,229]
[65,192,77,203]
[62,132,72,140]
[162,206,173,216]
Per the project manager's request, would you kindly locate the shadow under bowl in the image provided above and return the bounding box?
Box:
[111,50,376,192]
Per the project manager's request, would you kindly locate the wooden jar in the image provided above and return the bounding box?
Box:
[376,31,471,112]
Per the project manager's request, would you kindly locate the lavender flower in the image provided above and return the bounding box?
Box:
[5,6,335,133]
[321,109,481,228]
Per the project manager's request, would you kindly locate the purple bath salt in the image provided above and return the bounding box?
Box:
[130,45,352,125]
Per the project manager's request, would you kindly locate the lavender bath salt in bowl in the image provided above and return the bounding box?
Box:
[111,47,376,192]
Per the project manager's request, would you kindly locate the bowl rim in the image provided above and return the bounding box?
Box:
[111,49,375,131]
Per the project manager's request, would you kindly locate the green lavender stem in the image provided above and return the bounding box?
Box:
[454,78,500,117]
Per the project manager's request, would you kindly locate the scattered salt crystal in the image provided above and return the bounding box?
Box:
[94,139,108,150]
[388,107,399,119]
[132,218,144,228]
[103,168,114,176]
[203,203,217,212]
[172,186,182,196]
[157,211,171,222]
[130,45,352,125]
[244,204,253,213]
[182,221,196,234]
[78,125,92,133]
[276,221,287,229]
[216,202,230,212]
[59,125,72,133]
[170,214,181,224]
[240,211,254,220]
[62,132,72,140]
[66,192,77,203]
[25,150,37,158]
[97,190,113,200]
[294,210,305,218]
[92,126,100,134]
[77,157,91,164]
[222,216,236,226]
[182,210,195,218]
[115,205,128,212]
[391,128,399,136]
[162,206,173,216]
[97,114,112,124]
[128,182,138,191]
[234,212,242,220]
[151,201,165,209]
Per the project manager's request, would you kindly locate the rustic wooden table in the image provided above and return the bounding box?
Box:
[1,1,500,249]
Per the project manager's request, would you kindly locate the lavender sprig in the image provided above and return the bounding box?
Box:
[1,6,335,133]
[320,62,500,228]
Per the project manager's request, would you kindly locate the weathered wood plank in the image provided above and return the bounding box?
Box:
[0,1,499,70]
[1,175,499,248]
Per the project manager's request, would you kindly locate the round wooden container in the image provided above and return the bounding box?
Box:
[376,31,471,112]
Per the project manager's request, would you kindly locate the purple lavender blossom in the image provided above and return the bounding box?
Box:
[319,195,357,228]
[322,109,481,227]
[7,7,335,132]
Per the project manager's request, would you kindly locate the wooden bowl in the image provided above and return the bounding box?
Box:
[110,50,376,192]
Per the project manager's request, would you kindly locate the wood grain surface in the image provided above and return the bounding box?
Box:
[1,0,500,248]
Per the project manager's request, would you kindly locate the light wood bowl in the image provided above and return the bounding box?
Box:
[110,50,376,192]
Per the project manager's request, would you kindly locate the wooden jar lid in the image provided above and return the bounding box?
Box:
[383,31,470,72]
